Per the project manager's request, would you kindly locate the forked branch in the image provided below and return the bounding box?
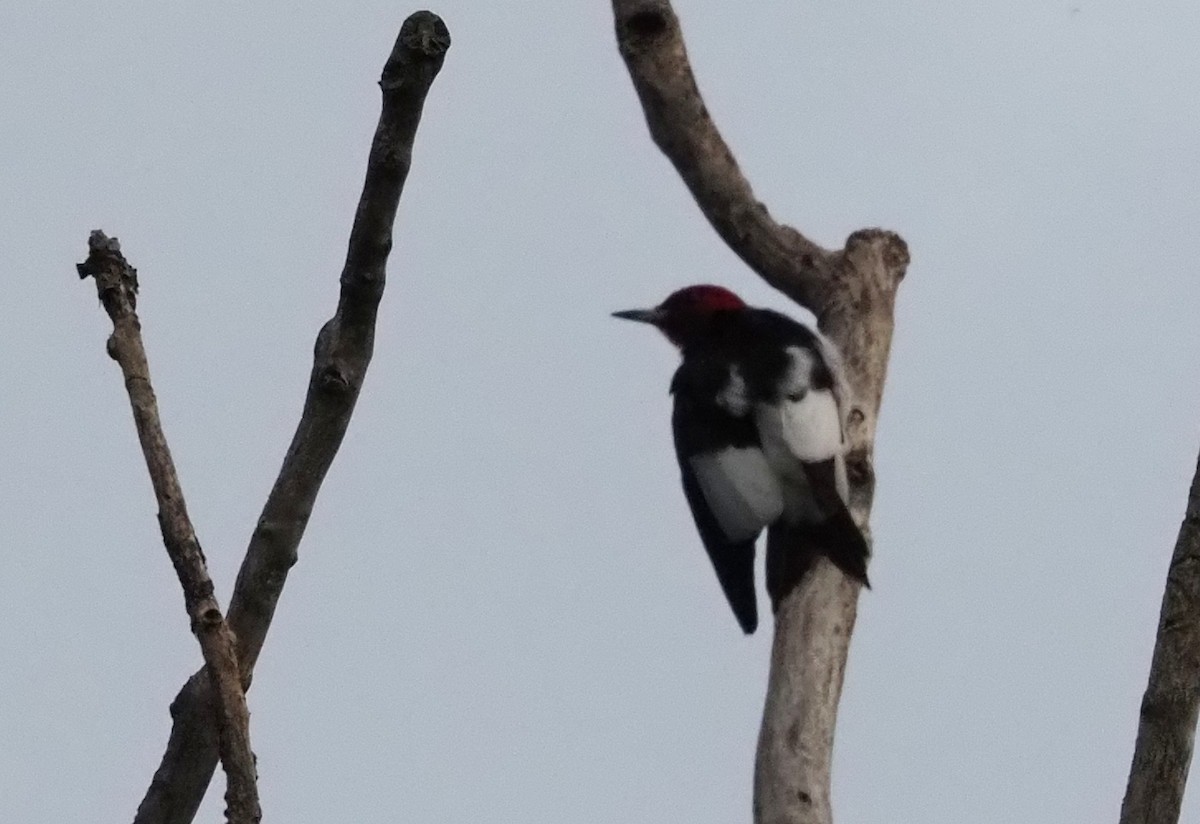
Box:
[127,11,451,824]
[77,233,260,824]
[610,3,908,823]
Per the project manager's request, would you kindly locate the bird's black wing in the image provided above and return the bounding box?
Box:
[676,455,759,634]
[739,310,871,602]
[671,359,764,634]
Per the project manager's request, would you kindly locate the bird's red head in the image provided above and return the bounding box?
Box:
[612,285,746,347]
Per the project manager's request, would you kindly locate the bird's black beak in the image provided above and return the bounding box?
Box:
[611,307,664,325]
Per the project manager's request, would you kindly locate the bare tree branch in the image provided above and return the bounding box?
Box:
[612,0,837,311]
[129,11,451,824]
[1120,448,1200,824]
[77,232,261,824]
[611,3,908,823]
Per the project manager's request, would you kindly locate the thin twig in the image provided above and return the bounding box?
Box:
[129,11,451,824]
[77,232,261,824]
[1120,447,1200,824]
[610,3,908,823]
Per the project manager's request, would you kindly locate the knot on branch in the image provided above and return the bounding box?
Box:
[381,11,451,90]
[625,9,669,38]
[845,446,875,491]
[199,607,224,628]
[77,229,140,312]
[616,1,675,55]
[318,364,355,395]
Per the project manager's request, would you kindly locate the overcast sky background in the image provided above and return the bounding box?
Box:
[3,1,1200,822]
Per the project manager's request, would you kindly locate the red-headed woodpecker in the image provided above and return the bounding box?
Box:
[614,285,870,634]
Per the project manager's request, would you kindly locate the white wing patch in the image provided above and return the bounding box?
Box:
[756,389,848,522]
[755,344,847,464]
[690,447,784,541]
[757,387,844,466]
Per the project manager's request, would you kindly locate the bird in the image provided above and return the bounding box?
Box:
[613,284,870,634]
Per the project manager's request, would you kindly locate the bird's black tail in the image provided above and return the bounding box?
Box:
[766,513,870,612]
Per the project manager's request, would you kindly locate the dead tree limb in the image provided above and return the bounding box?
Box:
[77,232,261,824]
[126,11,450,824]
[610,3,908,823]
[1120,448,1200,824]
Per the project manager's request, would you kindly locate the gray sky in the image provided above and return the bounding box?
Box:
[3,1,1199,821]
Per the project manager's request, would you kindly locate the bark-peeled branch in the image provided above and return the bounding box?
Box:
[78,231,261,824]
[610,3,908,822]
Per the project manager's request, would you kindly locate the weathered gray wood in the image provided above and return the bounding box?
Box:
[754,234,903,824]
[77,232,261,824]
[127,13,451,824]
[610,3,908,822]
[1120,449,1200,824]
